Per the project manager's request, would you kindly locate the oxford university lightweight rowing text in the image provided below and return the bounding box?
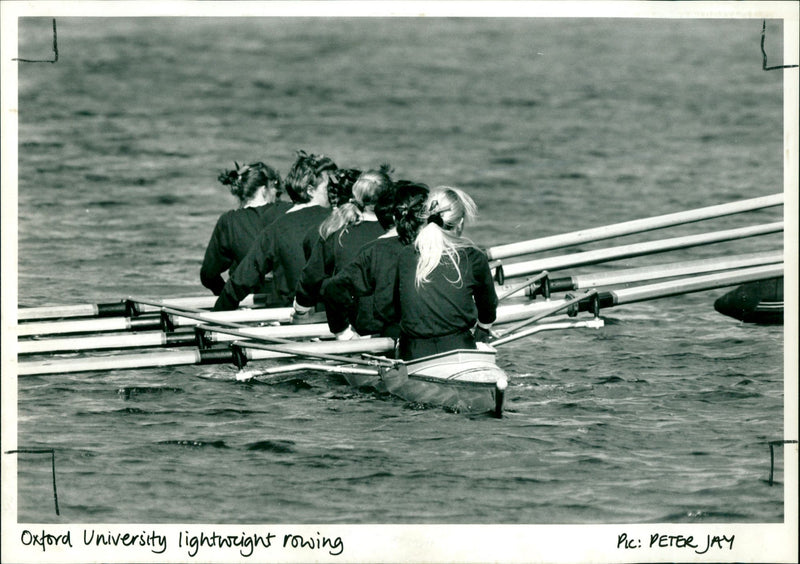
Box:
[18,528,344,557]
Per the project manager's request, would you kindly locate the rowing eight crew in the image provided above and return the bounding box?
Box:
[200,151,498,361]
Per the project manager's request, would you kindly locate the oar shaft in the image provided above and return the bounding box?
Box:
[16,322,335,355]
[15,307,295,338]
[492,319,604,347]
[241,363,381,379]
[17,294,263,321]
[487,193,783,260]
[18,338,395,376]
[16,303,123,321]
[168,308,295,328]
[239,338,395,364]
[18,349,211,376]
[18,331,172,355]
[494,300,577,325]
[499,222,783,280]
[549,251,783,293]
[17,302,544,356]
[604,264,784,306]
[16,315,162,338]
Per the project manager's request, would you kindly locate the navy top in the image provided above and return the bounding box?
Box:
[200,201,292,295]
[397,245,498,339]
[213,205,331,310]
[321,234,404,336]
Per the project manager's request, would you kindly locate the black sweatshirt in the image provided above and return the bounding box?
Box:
[397,245,498,339]
[200,201,292,295]
[213,205,330,310]
[295,220,387,332]
[321,234,404,336]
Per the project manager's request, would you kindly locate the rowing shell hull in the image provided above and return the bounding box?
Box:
[344,347,508,415]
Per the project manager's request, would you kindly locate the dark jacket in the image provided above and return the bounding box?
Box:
[200,201,292,295]
[397,245,498,339]
[321,234,404,336]
[213,205,330,310]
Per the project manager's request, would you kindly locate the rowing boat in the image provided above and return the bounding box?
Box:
[358,347,508,415]
[240,346,510,416]
[235,317,605,417]
[13,193,784,418]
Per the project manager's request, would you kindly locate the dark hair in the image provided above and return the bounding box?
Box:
[327,168,362,208]
[284,150,338,203]
[392,180,430,245]
[375,181,398,230]
[318,167,394,240]
[218,161,282,204]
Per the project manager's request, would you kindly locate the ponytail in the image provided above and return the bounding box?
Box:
[392,181,429,245]
[319,200,363,239]
[319,168,393,239]
[414,186,478,287]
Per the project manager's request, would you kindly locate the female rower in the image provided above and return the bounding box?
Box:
[200,162,291,297]
[300,167,362,260]
[320,180,429,341]
[292,168,394,333]
[213,151,338,311]
[396,186,498,361]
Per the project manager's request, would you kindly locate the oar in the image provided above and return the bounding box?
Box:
[230,339,399,373]
[235,363,385,382]
[492,263,782,341]
[487,193,783,261]
[563,263,784,316]
[516,251,782,298]
[16,323,335,356]
[496,222,782,281]
[17,294,265,322]
[132,299,404,371]
[491,264,782,345]
[589,264,784,307]
[19,299,597,356]
[17,338,396,377]
[492,318,605,347]
[16,305,296,338]
[17,329,199,355]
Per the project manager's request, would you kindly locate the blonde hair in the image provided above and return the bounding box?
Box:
[319,169,392,240]
[414,186,478,287]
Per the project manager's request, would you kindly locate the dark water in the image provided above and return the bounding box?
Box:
[8,12,792,550]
